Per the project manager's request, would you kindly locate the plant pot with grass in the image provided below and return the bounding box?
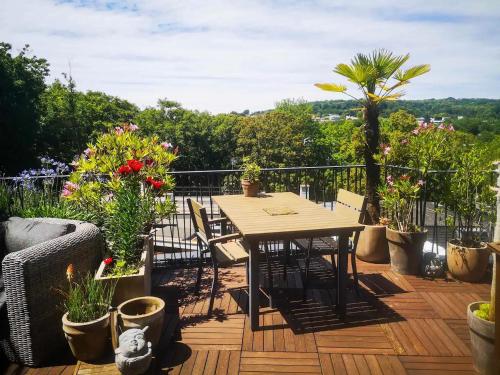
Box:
[60,125,176,305]
[59,265,116,361]
[241,157,261,197]
[379,174,427,275]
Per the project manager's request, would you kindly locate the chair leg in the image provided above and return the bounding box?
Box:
[283,240,290,280]
[303,238,312,300]
[208,261,218,316]
[330,251,337,277]
[195,252,203,294]
[264,242,275,307]
[351,250,360,296]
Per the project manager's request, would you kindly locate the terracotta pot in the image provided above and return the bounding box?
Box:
[447,240,489,282]
[95,235,153,306]
[241,179,259,197]
[468,302,497,375]
[62,312,110,361]
[386,227,427,275]
[356,225,389,263]
[117,296,165,348]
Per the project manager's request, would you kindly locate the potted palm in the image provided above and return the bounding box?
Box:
[241,157,261,197]
[378,174,427,275]
[62,124,176,304]
[445,148,495,282]
[59,264,115,361]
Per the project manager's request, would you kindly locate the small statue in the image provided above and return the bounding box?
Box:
[115,326,152,375]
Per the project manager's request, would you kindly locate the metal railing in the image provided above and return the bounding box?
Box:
[1,165,495,268]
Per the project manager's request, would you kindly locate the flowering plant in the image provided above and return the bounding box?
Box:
[241,157,261,183]
[62,123,177,275]
[378,174,424,232]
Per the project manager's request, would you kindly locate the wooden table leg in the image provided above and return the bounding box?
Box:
[336,234,350,318]
[247,239,260,331]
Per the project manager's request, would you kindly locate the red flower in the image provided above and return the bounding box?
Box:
[152,180,164,190]
[118,165,132,175]
[145,159,154,166]
[145,176,154,185]
[127,159,143,172]
[103,257,113,265]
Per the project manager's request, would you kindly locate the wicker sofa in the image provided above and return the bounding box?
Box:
[0,218,104,366]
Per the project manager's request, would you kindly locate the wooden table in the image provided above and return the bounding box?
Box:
[212,192,364,331]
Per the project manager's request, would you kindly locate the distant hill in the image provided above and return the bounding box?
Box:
[310,98,500,119]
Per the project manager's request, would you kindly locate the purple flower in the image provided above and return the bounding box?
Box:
[129,123,139,132]
[115,127,124,136]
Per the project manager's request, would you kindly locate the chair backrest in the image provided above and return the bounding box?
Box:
[187,198,212,243]
[336,189,367,224]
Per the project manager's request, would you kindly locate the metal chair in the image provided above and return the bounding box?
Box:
[187,198,249,316]
[293,189,367,295]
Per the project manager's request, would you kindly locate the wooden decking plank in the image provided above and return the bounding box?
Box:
[204,350,220,375]
[353,355,371,375]
[364,355,383,375]
[191,350,208,375]
[214,350,230,375]
[227,351,241,374]
[342,354,360,375]
[263,313,274,351]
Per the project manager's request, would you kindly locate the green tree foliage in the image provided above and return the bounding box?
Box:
[38,77,139,162]
[0,43,49,174]
[236,100,326,167]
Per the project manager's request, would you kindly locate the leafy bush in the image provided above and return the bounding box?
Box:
[473,303,491,321]
[241,157,261,183]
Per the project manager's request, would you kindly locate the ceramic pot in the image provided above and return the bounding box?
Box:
[447,240,489,282]
[62,312,110,361]
[356,225,389,263]
[386,227,427,275]
[117,296,165,348]
[468,302,496,375]
[241,180,259,197]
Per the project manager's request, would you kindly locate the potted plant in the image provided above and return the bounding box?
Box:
[59,264,115,361]
[241,157,261,197]
[445,148,495,282]
[467,161,498,375]
[378,174,427,275]
[62,124,176,304]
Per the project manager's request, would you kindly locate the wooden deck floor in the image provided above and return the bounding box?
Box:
[4,256,490,374]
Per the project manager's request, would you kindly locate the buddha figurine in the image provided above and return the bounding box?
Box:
[115,326,152,375]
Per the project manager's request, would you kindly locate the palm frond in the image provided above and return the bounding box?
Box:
[314,83,347,93]
[395,64,431,81]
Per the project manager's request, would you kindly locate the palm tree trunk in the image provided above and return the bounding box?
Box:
[363,104,381,224]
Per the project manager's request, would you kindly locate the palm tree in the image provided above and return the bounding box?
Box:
[315,49,430,224]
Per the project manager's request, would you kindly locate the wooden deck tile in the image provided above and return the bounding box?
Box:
[399,356,475,374]
[240,351,321,374]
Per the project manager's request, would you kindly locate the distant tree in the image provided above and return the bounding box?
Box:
[315,50,430,224]
[0,43,49,174]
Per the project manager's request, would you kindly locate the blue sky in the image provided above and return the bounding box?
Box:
[1,0,500,113]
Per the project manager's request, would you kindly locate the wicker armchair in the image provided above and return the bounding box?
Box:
[0,218,104,366]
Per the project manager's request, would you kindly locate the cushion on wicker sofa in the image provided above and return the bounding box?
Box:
[3,217,75,254]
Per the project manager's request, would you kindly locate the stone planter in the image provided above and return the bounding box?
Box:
[356,225,389,263]
[386,227,427,275]
[241,179,259,197]
[95,235,153,306]
[447,240,489,282]
[62,312,110,362]
[468,302,496,375]
[117,296,165,349]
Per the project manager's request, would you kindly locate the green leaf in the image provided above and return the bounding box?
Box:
[314,83,347,92]
[395,64,431,81]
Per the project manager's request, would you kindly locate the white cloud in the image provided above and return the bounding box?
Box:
[1,0,499,113]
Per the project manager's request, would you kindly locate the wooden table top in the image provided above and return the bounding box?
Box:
[212,192,364,241]
[487,241,500,255]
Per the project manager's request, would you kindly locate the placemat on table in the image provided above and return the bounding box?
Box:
[263,207,298,216]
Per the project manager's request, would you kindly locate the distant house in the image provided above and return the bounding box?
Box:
[345,115,358,120]
[430,117,447,124]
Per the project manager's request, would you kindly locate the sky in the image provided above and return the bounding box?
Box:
[1,0,500,113]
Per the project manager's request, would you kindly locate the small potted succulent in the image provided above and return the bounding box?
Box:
[444,148,495,282]
[241,157,261,197]
[59,264,116,361]
[378,174,427,275]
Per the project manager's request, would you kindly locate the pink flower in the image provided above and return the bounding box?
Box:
[63,181,79,192]
[383,146,391,155]
[386,175,394,186]
[412,128,419,135]
[438,124,446,130]
[448,124,455,132]
[61,189,72,197]
[115,127,124,135]
[129,123,139,132]
[161,142,173,149]
[417,179,425,186]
